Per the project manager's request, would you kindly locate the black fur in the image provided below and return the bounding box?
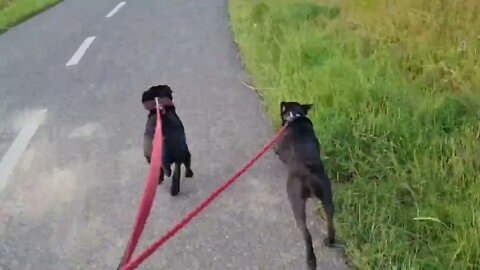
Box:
[142,85,193,196]
[275,101,336,270]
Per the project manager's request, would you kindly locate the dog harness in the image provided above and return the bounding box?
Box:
[285,111,303,123]
[143,98,175,114]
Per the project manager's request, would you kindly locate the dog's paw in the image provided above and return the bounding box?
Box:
[158,175,164,185]
[170,184,180,196]
[307,255,317,270]
[185,169,194,178]
[307,260,317,270]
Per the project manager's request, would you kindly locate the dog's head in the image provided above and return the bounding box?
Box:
[280,101,313,125]
[142,85,173,103]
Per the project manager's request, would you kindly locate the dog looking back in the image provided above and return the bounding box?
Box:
[275,101,336,270]
[141,85,193,196]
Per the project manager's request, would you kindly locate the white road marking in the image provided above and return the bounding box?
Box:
[0,109,47,192]
[105,2,126,18]
[66,36,96,67]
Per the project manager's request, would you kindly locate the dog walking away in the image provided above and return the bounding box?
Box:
[141,85,194,196]
[275,101,336,270]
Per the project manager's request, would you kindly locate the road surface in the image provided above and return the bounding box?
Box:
[0,0,348,269]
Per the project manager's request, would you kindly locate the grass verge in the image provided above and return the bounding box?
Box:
[0,0,62,33]
[229,0,480,269]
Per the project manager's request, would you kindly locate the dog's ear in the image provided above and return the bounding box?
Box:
[141,89,151,103]
[280,101,286,113]
[166,85,173,99]
[300,104,313,114]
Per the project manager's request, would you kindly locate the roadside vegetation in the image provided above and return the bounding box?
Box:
[0,0,62,33]
[229,0,480,268]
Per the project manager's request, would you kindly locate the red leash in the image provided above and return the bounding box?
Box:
[118,98,164,269]
[119,102,287,269]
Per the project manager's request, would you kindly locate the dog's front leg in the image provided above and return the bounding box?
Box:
[158,167,164,185]
[273,144,280,156]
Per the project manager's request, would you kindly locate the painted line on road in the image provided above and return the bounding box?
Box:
[0,109,47,192]
[66,36,96,67]
[105,2,126,18]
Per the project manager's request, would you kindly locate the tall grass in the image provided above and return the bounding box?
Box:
[0,0,62,33]
[229,0,480,268]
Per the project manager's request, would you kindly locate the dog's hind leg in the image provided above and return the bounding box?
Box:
[162,154,172,177]
[322,199,336,247]
[310,176,336,247]
[184,151,193,178]
[170,163,181,196]
[287,176,316,270]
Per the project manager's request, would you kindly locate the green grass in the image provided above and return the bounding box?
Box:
[0,0,62,33]
[229,0,480,269]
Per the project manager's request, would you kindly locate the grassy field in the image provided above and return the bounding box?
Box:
[229,0,480,269]
[0,0,62,33]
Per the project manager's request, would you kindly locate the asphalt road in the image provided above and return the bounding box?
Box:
[0,1,348,269]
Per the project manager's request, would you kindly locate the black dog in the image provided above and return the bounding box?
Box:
[275,101,336,270]
[142,85,193,196]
